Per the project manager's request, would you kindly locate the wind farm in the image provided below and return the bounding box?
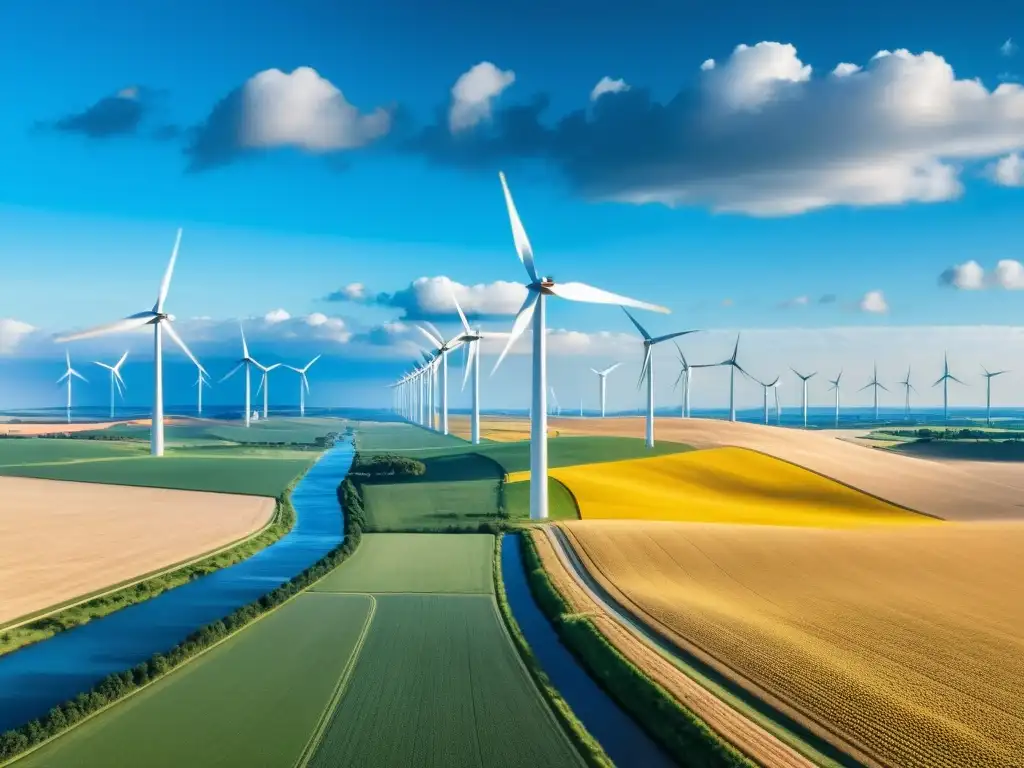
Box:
[5,16,1024,768]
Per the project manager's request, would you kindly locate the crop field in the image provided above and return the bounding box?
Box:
[561,519,1024,768]
[543,447,934,527]
[0,439,317,496]
[0,477,275,626]
[307,593,584,768]
[312,534,493,594]
[552,416,1024,521]
[14,593,374,767]
[504,477,579,520]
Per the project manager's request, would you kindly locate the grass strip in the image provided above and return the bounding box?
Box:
[491,535,613,768]
[0,458,366,765]
[519,530,753,768]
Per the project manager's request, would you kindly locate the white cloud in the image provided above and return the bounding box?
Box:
[240,67,391,151]
[991,259,1024,288]
[264,308,291,324]
[704,42,812,112]
[987,152,1024,186]
[305,312,329,326]
[1002,38,1017,57]
[831,62,862,77]
[700,59,716,71]
[939,260,986,289]
[449,62,516,132]
[0,318,36,355]
[859,290,889,314]
[590,76,630,101]
[339,282,366,300]
[335,276,528,319]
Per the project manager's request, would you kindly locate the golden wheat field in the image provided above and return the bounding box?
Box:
[447,415,560,442]
[529,447,935,527]
[562,519,1024,768]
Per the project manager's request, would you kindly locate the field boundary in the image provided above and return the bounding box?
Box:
[292,593,377,768]
[491,534,611,768]
[554,525,873,767]
[0,450,365,766]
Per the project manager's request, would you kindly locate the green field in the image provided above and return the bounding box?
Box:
[312,534,493,594]
[65,417,346,447]
[15,593,374,767]
[308,593,583,768]
[504,477,579,520]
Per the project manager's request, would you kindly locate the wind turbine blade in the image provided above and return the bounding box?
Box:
[932,377,944,387]
[55,312,155,342]
[303,373,311,394]
[636,346,652,391]
[219,361,244,384]
[498,172,539,284]
[950,375,965,385]
[56,371,70,384]
[492,291,538,375]
[621,307,652,341]
[859,382,873,392]
[163,321,206,375]
[417,324,443,349]
[303,354,321,372]
[284,365,302,373]
[114,369,127,390]
[115,350,129,370]
[70,369,88,383]
[93,362,114,371]
[651,329,699,345]
[114,376,125,399]
[240,324,249,359]
[590,368,600,375]
[601,362,622,376]
[551,282,669,313]
[256,374,265,396]
[462,342,476,391]
[449,284,473,335]
[672,368,685,390]
[879,383,890,392]
[154,228,183,313]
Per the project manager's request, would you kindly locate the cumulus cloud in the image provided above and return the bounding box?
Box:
[939,259,1024,289]
[590,76,630,101]
[264,308,291,323]
[859,290,889,314]
[0,319,37,355]
[186,67,391,170]
[410,42,1024,216]
[46,86,156,138]
[326,276,527,320]
[337,282,366,301]
[700,59,716,71]
[448,62,516,132]
[986,152,1024,186]
[991,259,1024,288]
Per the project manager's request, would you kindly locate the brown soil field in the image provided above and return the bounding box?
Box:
[530,528,814,768]
[0,477,275,625]
[447,414,562,441]
[550,417,1024,521]
[561,519,1024,768]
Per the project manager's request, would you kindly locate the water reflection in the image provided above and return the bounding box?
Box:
[500,533,674,768]
[0,443,353,732]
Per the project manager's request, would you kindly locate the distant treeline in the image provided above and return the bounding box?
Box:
[881,428,1024,441]
[0,463,366,763]
[349,453,426,479]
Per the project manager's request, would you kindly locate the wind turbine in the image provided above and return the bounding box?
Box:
[285,355,321,417]
[790,368,816,428]
[93,351,129,420]
[828,370,843,427]
[898,366,916,421]
[693,335,746,422]
[193,367,210,416]
[757,376,780,425]
[773,380,783,425]
[933,352,964,424]
[255,363,281,421]
[418,322,467,436]
[492,171,669,520]
[448,289,509,445]
[549,387,561,417]
[56,350,87,424]
[860,363,888,422]
[590,363,622,418]
[672,342,692,418]
[55,229,204,456]
[220,326,260,428]
[622,308,699,448]
[981,365,1008,426]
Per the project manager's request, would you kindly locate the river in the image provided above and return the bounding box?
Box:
[0,442,353,733]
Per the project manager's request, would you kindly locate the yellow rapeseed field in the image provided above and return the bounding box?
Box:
[546,447,935,528]
[561,519,1024,768]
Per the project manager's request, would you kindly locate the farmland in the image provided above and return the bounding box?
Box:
[13,593,375,767]
[560,518,1024,768]
[552,416,1024,520]
[544,447,934,527]
[0,477,275,626]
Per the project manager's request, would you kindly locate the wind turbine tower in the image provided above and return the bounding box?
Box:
[255,362,281,420]
[773,380,783,425]
[827,371,843,427]
[790,368,816,428]
[285,355,321,418]
[981,365,1009,425]
[898,366,916,421]
[933,352,964,424]
[591,363,621,418]
[492,171,668,520]
[93,351,129,420]
[758,376,780,424]
[193,367,210,416]
[57,351,88,424]
[860,363,888,422]
[673,342,693,418]
[220,326,260,428]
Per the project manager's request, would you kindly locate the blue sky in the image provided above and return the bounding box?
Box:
[2,0,1024,411]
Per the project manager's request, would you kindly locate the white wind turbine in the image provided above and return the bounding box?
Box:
[549,386,561,417]
[772,380,783,425]
[672,342,693,418]
[860,362,888,422]
[898,366,916,421]
[255,363,281,421]
[828,370,843,427]
[692,335,748,422]
[193,367,210,416]
[418,322,467,436]
[758,376,780,425]
[285,355,321,418]
[55,229,205,456]
[933,352,964,424]
[622,308,699,448]
[92,351,129,420]
[56,350,88,424]
[449,288,510,445]
[492,171,669,520]
[790,368,816,428]
[590,363,622,418]
[981,365,1009,425]
[220,326,261,428]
